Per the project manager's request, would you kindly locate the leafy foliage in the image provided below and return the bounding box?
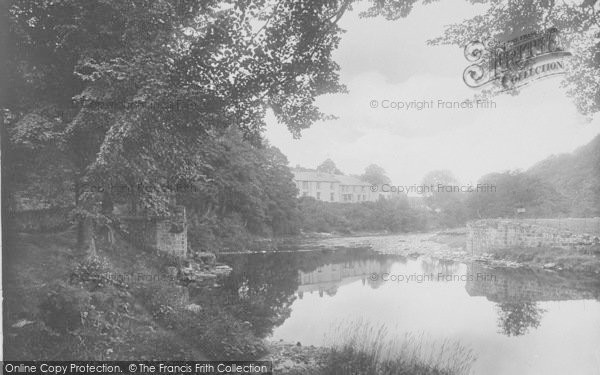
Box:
[5,0,356,250]
[429,0,600,116]
[178,128,301,252]
[466,170,569,219]
[361,164,391,185]
[317,158,344,174]
[298,196,428,233]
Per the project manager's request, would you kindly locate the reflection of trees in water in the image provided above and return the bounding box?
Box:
[496,302,546,337]
[466,262,600,303]
[220,253,299,338]
[421,258,461,278]
[219,248,401,338]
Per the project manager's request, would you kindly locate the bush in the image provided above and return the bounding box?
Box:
[39,285,90,333]
[140,282,265,359]
[143,284,189,320]
[70,256,128,289]
[298,197,428,234]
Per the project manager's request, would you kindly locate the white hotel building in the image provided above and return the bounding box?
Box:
[291,169,387,203]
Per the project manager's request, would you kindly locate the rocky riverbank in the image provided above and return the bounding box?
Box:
[264,341,328,374]
[282,228,599,273]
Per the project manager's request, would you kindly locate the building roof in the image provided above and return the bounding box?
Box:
[334,174,371,186]
[292,170,339,182]
[291,169,370,186]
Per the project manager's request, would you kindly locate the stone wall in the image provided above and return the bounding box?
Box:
[156,207,187,258]
[466,219,600,254]
[10,207,73,232]
[121,206,187,258]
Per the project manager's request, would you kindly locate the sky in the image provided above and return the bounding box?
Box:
[264,0,600,186]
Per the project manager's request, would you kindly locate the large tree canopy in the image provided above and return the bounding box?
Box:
[430,0,600,116]
[5,0,353,221]
[4,0,432,250]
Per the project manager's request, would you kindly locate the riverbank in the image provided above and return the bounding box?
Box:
[7,228,598,365]
[286,229,600,274]
[265,321,477,375]
[4,230,263,360]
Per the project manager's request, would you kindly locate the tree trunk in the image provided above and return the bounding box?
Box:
[101,192,116,250]
[77,216,96,257]
[101,191,113,215]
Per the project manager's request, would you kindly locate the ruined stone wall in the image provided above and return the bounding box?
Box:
[156,220,187,257]
[466,219,600,254]
[122,206,187,258]
[10,207,73,232]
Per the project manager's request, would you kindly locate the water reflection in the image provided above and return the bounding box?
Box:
[465,263,600,303]
[464,262,600,337]
[218,247,401,337]
[298,257,399,297]
[217,248,600,374]
[496,302,546,337]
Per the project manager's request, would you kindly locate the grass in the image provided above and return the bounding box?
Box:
[317,320,477,375]
[488,245,600,273]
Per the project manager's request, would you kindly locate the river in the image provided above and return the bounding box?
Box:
[218,236,600,375]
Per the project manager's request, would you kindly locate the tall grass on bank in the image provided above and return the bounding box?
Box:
[320,320,477,375]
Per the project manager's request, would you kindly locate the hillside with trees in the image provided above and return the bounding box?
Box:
[465,135,600,220]
[527,134,600,216]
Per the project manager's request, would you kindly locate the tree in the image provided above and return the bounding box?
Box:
[5,0,353,253]
[361,164,391,185]
[429,0,600,117]
[421,170,458,188]
[420,169,459,203]
[5,0,434,253]
[317,158,343,174]
[421,170,467,228]
[466,171,568,219]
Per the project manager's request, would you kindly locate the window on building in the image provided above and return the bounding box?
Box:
[357,195,360,201]
[362,186,365,192]
[316,182,321,189]
[330,193,334,201]
[363,194,366,201]
[302,181,308,189]
[316,192,321,200]
[330,183,335,190]
[353,186,358,192]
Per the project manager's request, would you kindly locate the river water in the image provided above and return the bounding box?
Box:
[218,242,600,375]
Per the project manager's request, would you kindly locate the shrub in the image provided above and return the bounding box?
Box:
[143,284,189,320]
[70,256,127,289]
[39,285,90,333]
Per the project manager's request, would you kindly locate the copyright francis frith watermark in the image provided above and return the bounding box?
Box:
[369,272,497,283]
[370,183,497,194]
[463,27,572,90]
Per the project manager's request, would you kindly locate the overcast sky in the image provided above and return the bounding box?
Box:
[264,0,600,186]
